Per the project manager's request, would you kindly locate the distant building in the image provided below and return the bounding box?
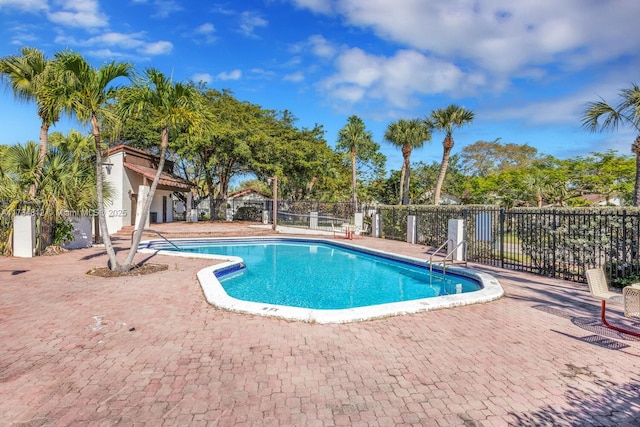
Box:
[423,190,462,205]
[579,193,623,207]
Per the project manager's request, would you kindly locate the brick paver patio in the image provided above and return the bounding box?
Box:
[1,222,640,426]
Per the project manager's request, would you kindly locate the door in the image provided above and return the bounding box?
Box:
[130,194,137,226]
[162,196,167,223]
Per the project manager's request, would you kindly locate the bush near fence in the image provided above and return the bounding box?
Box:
[377,205,640,287]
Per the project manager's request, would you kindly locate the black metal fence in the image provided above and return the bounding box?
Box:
[273,200,369,231]
[378,205,640,287]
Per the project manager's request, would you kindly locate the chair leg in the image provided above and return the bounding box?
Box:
[600,300,640,338]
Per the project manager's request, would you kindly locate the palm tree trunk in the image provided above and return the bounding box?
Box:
[403,159,411,205]
[433,135,453,205]
[92,114,121,271]
[351,147,357,212]
[29,122,49,197]
[123,127,170,269]
[633,136,640,207]
[398,163,406,205]
[402,145,412,205]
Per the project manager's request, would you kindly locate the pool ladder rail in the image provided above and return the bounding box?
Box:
[429,239,468,278]
[131,228,181,251]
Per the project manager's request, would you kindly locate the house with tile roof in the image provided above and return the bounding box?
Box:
[103,145,193,234]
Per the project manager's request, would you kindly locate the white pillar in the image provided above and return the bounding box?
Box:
[135,185,150,230]
[447,218,465,261]
[407,215,417,244]
[186,193,193,223]
[310,211,318,229]
[354,212,363,229]
[371,213,382,238]
[13,215,36,257]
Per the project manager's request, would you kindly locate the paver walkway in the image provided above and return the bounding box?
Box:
[1,222,640,426]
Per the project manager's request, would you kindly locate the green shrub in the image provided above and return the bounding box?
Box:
[52,220,74,246]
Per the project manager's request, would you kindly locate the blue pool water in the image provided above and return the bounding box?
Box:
[162,240,481,310]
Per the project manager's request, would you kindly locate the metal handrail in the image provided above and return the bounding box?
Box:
[131,228,181,251]
[429,239,467,278]
[441,240,468,276]
[429,239,452,276]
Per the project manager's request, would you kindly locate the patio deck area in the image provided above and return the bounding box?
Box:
[1,222,640,426]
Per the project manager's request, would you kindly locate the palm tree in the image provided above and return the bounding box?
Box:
[0,47,63,196]
[336,116,374,211]
[0,143,40,203]
[582,83,640,206]
[1,142,98,218]
[384,118,432,205]
[523,171,552,207]
[426,105,474,205]
[117,68,207,271]
[50,50,133,271]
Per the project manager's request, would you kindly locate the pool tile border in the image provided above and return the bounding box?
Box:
[139,237,504,324]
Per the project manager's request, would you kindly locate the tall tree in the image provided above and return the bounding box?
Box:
[459,139,539,177]
[582,83,640,206]
[50,50,133,271]
[178,88,265,219]
[117,68,207,271]
[336,115,381,211]
[426,105,474,205]
[384,118,432,204]
[0,47,63,195]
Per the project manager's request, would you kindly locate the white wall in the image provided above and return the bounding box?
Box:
[149,190,174,223]
[64,216,93,249]
[103,151,125,234]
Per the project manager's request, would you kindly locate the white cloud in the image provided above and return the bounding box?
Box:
[290,0,333,14]
[130,0,182,18]
[192,73,212,84]
[54,32,172,57]
[0,0,47,11]
[320,48,479,109]
[284,71,304,83]
[140,40,172,55]
[216,69,242,80]
[47,0,108,30]
[238,11,267,37]
[307,34,336,58]
[250,68,277,79]
[195,23,215,34]
[149,0,182,18]
[187,22,217,44]
[292,0,640,79]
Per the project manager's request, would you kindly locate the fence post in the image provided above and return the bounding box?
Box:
[499,209,505,269]
[372,213,382,238]
[448,218,465,261]
[310,211,318,230]
[407,215,417,244]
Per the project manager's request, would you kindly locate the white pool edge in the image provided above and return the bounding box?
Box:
[139,236,504,324]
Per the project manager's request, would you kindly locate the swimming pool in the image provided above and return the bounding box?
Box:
[140,237,503,323]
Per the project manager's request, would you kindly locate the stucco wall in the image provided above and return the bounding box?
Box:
[104,151,125,234]
[64,216,93,249]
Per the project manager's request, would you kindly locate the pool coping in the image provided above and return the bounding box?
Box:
[139,236,504,324]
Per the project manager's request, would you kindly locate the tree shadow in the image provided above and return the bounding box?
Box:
[510,376,640,426]
[0,269,28,275]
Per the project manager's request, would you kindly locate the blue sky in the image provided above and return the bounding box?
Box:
[1,0,639,172]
